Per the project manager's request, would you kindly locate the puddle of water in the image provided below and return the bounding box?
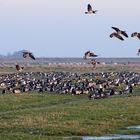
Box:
[82,134,140,140]
[127,125,140,129]
[66,126,140,140]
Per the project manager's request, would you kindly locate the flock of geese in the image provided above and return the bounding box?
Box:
[16,3,140,71]
[83,3,140,65]
[110,27,140,42]
[110,27,128,41]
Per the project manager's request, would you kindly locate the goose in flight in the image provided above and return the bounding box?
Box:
[23,51,35,60]
[137,48,140,56]
[112,27,128,38]
[84,51,98,59]
[85,4,97,14]
[110,32,124,41]
[131,32,140,40]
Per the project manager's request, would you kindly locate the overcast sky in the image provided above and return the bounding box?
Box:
[0,0,140,57]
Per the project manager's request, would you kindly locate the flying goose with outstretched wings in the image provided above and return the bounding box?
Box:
[85,4,97,14]
[83,51,98,59]
[112,27,128,38]
[23,51,35,60]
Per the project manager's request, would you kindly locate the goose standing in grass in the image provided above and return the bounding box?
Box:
[89,59,100,68]
[83,51,98,59]
[85,4,97,14]
[131,32,140,40]
[15,64,24,72]
[23,51,36,60]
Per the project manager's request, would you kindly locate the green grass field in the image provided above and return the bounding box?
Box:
[0,91,140,140]
[0,64,140,140]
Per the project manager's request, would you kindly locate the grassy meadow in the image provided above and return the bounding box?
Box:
[0,91,140,140]
[1,63,140,74]
[0,64,140,140]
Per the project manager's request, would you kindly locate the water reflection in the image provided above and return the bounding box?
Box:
[127,125,140,129]
[67,125,140,140]
[82,134,140,140]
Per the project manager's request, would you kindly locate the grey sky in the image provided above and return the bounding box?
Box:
[0,0,140,57]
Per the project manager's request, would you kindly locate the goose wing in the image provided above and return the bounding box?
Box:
[121,31,128,38]
[90,53,98,57]
[29,53,35,60]
[92,54,98,57]
[112,27,120,32]
[137,48,140,56]
[84,51,90,59]
[137,33,140,39]
[85,51,90,55]
[110,32,124,40]
[110,33,114,38]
